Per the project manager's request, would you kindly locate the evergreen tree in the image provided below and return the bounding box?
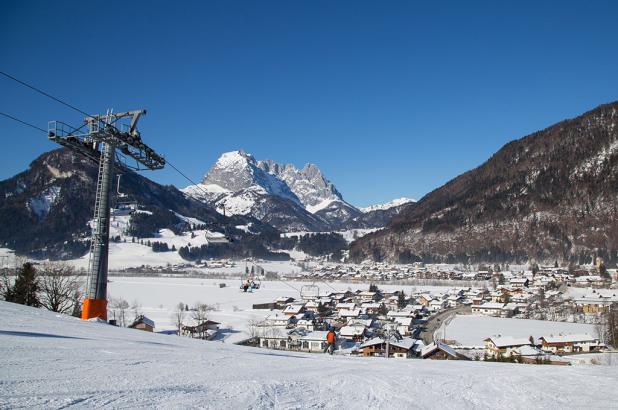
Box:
[397,291,407,309]
[8,263,40,307]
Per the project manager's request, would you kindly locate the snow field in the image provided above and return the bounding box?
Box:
[440,314,598,347]
[1,301,618,409]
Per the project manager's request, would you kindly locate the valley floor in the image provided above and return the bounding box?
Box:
[1,301,618,409]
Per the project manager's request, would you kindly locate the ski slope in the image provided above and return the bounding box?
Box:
[1,302,618,409]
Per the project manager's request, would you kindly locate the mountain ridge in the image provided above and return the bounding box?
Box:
[350,101,618,265]
[183,150,410,232]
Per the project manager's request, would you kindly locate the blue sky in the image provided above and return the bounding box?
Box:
[1,1,617,207]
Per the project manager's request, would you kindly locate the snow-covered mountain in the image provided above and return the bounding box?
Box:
[183,150,369,231]
[360,197,416,213]
[0,148,280,260]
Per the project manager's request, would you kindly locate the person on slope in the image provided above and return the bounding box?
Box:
[324,328,336,355]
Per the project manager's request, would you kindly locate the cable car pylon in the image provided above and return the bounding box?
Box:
[48,109,165,320]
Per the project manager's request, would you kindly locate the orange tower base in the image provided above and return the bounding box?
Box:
[82,298,108,320]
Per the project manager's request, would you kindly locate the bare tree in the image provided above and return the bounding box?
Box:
[109,297,130,326]
[171,302,186,336]
[130,299,143,321]
[247,318,262,341]
[38,263,82,314]
[192,303,210,338]
[605,303,618,348]
[594,319,607,345]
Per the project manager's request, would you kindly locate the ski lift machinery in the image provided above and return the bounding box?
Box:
[240,265,262,291]
[113,174,138,215]
[245,275,261,290]
[205,202,233,242]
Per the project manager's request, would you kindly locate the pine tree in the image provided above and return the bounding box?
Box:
[8,262,40,307]
[397,291,406,309]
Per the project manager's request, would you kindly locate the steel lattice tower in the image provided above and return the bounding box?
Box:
[48,110,165,320]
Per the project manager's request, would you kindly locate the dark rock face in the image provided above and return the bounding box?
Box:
[350,102,618,265]
[0,149,244,259]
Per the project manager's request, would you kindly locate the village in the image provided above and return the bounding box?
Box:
[114,258,618,366]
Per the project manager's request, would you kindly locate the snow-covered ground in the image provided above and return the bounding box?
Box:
[439,315,598,347]
[281,228,381,244]
[107,277,314,343]
[106,277,467,344]
[564,287,618,300]
[0,248,17,269]
[2,301,618,409]
[0,247,15,259]
[67,212,230,270]
[358,197,416,213]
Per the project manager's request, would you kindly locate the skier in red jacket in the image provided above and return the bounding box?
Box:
[324,329,336,355]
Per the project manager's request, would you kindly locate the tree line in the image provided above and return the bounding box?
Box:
[1,262,83,316]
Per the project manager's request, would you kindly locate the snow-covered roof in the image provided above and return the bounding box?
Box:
[540,334,598,344]
[347,318,373,327]
[421,341,459,359]
[283,304,305,313]
[387,308,414,317]
[484,336,531,348]
[300,331,329,341]
[390,337,417,350]
[129,315,155,328]
[336,303,357,310]
[340,326,365,337]
[360,337,384,348]
[264,312,290,322]
[339,308,361,317]
[477,302,505,309]
[394,317,413,326]
[517,345,544,357]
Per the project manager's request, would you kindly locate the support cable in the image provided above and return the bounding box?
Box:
[0,71,213,195]
[0,111,47,133]
[0,71,91,117]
